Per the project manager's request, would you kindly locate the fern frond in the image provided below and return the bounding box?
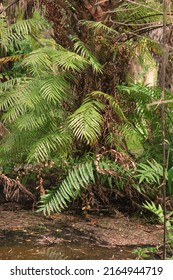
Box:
[72,36,103,73]
[143,201,164,223]
[21,48,52,75]
[68,100,104,145]
[88,91,129,122]
[80,20,118,35]
[52,49,89,72]
[40,75,68,104]
[8,11,49,40]
[37,162,95,215]
[27,132,72,162]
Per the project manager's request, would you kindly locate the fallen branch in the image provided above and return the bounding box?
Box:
[0,173,36,209]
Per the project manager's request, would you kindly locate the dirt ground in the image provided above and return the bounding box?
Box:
[0,205,163,247]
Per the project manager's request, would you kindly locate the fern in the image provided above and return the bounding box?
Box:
[80,21,118,35]
[68,100,104,145]
[143,201,164,223]
[135,160,163,184]
[8,11,50,43]
[72,36,103,73]
[0,11,49,60]
[27,131,71,162]
[37,161,95,215]
[88,91,129,123]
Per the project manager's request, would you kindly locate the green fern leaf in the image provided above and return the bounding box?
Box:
[88,91,129,122]
[72,36,103,73]
[37,162,95,215]
[68,100,104,145]
[80,21,118,35]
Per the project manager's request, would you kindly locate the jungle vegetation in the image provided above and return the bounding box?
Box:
[0,0,173,240]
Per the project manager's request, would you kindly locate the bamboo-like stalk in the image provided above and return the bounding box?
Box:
[161,0,167,260]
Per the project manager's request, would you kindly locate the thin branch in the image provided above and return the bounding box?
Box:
[147,99,173,108]
[161,0,167,261]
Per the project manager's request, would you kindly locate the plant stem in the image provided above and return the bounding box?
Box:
[161,0,167,260]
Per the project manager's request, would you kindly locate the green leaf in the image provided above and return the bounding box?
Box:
[37,161,95,215]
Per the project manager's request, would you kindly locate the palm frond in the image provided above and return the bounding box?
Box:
[88,91,129,122]
[0,77,31,93]
[80,20,118,35]
[135,160,164,184]
[37,161,95,215]
[15,112,48,131]
[8,11,49,41]
[68,100,104,145]
[27,132,72,162]
[72,36,103,73]
[143,201,164,223]
[52,49,89,72]
[39,75,68,104]
[21,48,52,75]
[0,11,49,52]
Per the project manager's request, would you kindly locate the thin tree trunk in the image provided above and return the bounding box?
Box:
[161,0,167,260]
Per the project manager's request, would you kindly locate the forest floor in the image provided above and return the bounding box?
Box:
[0,205,163,247]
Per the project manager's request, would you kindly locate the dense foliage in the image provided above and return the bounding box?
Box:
[0,1,173,226]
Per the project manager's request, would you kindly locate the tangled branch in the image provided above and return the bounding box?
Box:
[0,173,36,208]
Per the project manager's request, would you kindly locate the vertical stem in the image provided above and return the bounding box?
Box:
[161,0,167,260]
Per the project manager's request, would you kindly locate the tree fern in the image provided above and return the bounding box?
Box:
[37,161,95,215]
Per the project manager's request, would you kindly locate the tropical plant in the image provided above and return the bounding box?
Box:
[37,161,95,215]
[1,0,173,217]
[143,201,173,252]
[37,153,136,215]
[134,159,173,196]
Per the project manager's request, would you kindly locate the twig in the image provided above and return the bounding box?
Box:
[147,99,173,108]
